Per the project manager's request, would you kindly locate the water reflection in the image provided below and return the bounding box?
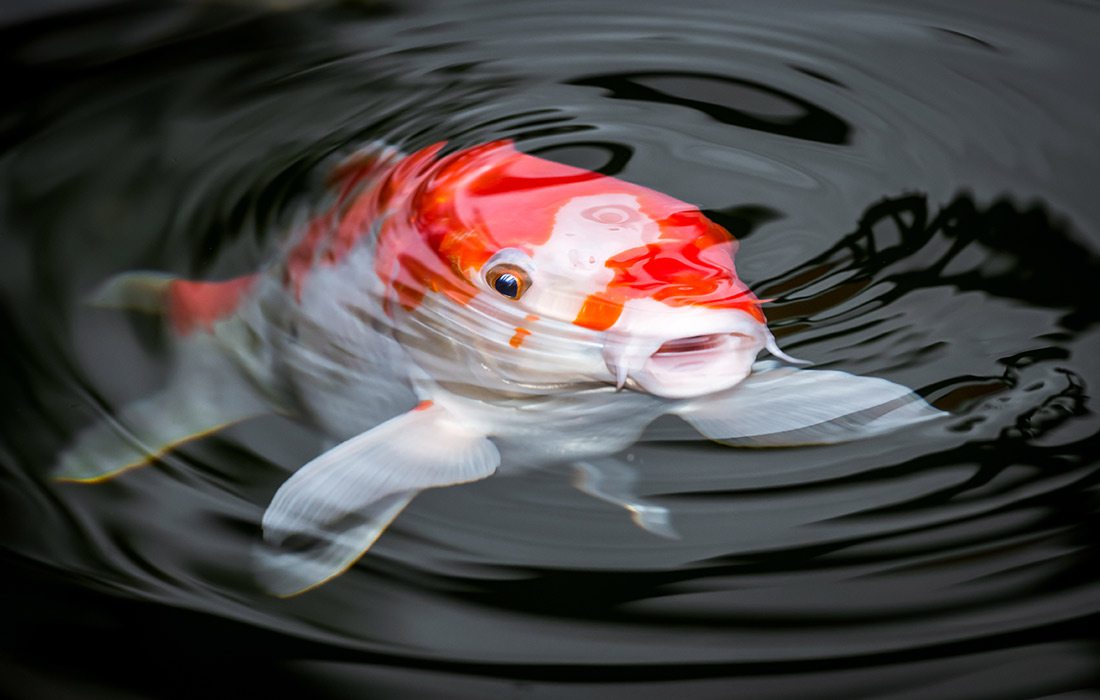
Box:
[570,71,851,144]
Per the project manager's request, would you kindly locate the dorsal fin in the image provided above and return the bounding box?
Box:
[165,276,256,334]
[91,271,257,335]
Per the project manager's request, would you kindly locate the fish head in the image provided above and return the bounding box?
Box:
[378,140,784,399]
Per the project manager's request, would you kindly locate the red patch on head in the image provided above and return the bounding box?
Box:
[603,239,763,320]
[372,140,617,314]
[286,138,762,327]
[572,207,763,329]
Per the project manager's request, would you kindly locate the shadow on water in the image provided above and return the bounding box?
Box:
[758,193,1099,332]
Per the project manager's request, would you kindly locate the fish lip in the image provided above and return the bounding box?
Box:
[651,333,731,357]
[603,331,765,398]
[637,331,762,399]
[601,307,776,398]
[643,332,757,380]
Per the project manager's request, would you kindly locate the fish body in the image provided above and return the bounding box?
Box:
[58,140,943,594]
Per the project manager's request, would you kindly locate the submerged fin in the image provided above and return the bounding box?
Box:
[90,271,256,335]
[89,271,175,313]
[676,361,945,446]
[573,460,678,539]
[54,335,269,483]
[256,401,500,597]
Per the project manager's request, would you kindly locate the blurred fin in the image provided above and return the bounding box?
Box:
[573,460,678,539]
[89,271,174,313]
[257,401,500,597]
[676,361,945,446]
[90,271,256,335]
[54,336,268,482]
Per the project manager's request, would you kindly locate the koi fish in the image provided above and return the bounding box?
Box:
[55,140,943,595]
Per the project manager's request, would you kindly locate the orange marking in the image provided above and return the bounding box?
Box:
[602,239,764,321]
[573,293,625,331]
[283,144,423,300]
[167,275,257,335]
[509,327,531,348]
[413,400,434,411]
[573,209,764,329]
[524,314,539,321]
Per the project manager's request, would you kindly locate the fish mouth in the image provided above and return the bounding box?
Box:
[603,324,768,400]
[641,332,760,398]
[601,305,803,399]
[652,333,731,357]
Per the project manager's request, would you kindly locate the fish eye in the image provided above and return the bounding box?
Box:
[485,263,530,300]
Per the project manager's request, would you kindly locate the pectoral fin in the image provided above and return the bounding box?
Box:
[573,460,678,539]
[257,401,500,597]
[676,361,945,446]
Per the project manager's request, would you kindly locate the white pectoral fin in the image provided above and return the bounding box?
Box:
[574,460,678,539]
[257,402,500,597]
[676,361,946,447]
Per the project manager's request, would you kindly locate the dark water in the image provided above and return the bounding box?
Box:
[3,1,1100,697]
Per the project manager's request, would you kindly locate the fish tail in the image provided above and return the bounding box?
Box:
[54,332,270,483]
